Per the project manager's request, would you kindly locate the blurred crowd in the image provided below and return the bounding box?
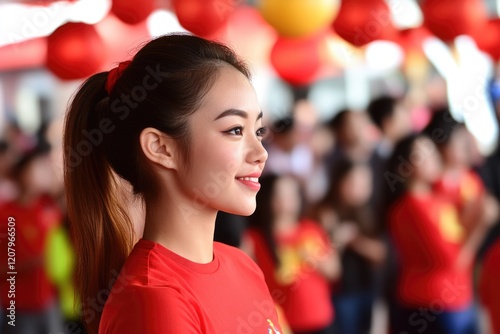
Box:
[218,91,500,334]
[1,84,500,334]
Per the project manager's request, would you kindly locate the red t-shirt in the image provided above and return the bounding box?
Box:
[99,239,283,334]
[245,219,334,332]
[480,240,500,334]
[389,192,472,310]
[0,195,61,311]
[434,169,485,211]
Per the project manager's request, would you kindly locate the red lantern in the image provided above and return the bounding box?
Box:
[172,0,237,38]
[224,6,277,66]
[421,0,488,42]
[270,33,324,86]
[111,0,155,25]
[473,19,500,61]
[397,27,433,55]
[333,0,397,47]
[46,23,105,80]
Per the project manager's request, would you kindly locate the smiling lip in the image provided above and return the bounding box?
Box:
[236,173,261,191]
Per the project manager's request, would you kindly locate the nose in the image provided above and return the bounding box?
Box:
[248,136,268,165]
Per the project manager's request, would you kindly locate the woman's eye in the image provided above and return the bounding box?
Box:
[256,127,267,138]
[225,127,243,136]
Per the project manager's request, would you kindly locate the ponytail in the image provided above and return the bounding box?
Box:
[63,72,134,334]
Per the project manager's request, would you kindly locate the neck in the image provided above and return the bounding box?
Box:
[443,163,464,174]
[17,189,37,206]
[408,179,432,195]
[273,214,298,235]
[382,133,396,146]
[142,191,217,264]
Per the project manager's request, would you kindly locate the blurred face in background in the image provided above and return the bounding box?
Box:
[442,126,471,168]
[271,175,302,219]
[339,111,371,147]
[411,137,442,185]
[309,125,335,160]
[339,164,372,207]
[386,102,412,142]
[19,154,57,196]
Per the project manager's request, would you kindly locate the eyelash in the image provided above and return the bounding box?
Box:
[224,126,267,138]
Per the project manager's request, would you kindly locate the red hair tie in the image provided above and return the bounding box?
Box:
[105,60,132,94]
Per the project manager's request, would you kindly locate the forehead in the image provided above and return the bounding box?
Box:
[195,65,260,120]
[414,136,437,153]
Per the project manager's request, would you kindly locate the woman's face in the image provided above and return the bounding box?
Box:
[20,155,57,195]
[340,111,370,146]
[412,137,442,184]
[271,176,302,218]
[340,165,372,207]
[443,127,470,168]
[178,65,268,216]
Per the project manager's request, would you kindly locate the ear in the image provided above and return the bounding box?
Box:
[139,127,179,170]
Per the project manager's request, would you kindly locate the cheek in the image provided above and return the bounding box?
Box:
[340,182,353,203]
[201,144,240,175]
[187,138,242,189]
[27,164,54,191]
[418,155,441,181]
[453,142,468,162]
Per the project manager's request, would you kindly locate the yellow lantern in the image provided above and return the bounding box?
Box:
[259,0,340,38]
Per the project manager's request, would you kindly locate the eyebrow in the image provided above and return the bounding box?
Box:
[214,109,263,121]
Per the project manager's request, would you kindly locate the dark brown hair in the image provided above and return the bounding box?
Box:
[63,34,249,333]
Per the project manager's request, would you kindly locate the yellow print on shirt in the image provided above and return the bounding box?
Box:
[276,245,301,284]
[275,234,326,285]
[460,173,480,203]
[438,204,465,243]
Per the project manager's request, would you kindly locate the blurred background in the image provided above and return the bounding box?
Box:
[2,0,500,333]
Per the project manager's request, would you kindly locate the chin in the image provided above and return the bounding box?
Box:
[221,202,256,216]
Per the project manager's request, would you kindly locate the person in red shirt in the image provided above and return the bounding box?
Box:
[242,174,340,334]
[424,108,497,234]
[384,134,490,334]
[480,238,500,334]
[0,143,64,334]
[63,34,282,334]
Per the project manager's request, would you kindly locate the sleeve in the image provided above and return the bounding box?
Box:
[100,285,203,334]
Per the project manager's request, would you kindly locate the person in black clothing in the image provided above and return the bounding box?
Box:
[314,159,386,334]
[366,95,412,334]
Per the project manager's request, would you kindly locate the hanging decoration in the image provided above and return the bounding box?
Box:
[259,0,339,38]
[472,19,500,61]
[111,0,156,25]
[46,22,105,80]
[270,32,325,86]
[420,0,488,42]
[172,0,238,38]
[333,0,397,47]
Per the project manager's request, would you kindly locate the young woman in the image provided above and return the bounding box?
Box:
[314,159,385,334]
[243,174,339,334]
[424,108,494,234]
[384,134,489,334]
[63,34,283,334]
[0,143,65,334]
